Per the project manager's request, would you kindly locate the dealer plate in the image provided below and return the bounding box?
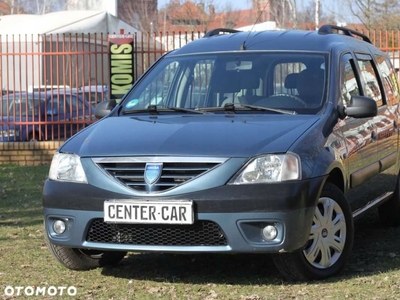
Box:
[104,200,193,224]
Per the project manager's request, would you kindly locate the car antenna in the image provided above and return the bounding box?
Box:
[240,0,270,50]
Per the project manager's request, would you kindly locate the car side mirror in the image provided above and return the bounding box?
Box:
[94,99,117,119]
[343,95,378,118]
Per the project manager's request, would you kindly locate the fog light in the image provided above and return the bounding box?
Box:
[262,225,278,240]
[53,219,66,234]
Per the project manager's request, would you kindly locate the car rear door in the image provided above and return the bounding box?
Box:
[373,53,400,170]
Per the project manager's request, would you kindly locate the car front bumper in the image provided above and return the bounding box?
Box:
[43,175,325,254]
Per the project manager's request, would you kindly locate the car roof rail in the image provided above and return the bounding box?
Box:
[318,24,372,44]
[203,28,241,37]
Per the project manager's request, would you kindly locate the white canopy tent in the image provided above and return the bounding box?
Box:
[0,10,140,35]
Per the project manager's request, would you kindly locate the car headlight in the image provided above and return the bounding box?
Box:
[230,153,301,184]
[49,153,88,183]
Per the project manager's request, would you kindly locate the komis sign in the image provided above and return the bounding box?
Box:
[109,34,135,102]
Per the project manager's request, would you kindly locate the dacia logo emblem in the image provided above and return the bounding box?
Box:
[144,163,163,185]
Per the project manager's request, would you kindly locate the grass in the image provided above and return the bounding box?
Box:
[2,164,400,299]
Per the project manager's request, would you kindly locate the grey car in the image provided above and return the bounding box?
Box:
[43,25,400,281]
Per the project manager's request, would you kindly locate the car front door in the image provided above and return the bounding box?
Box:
[340,53,378,190]
[338,53,382,212]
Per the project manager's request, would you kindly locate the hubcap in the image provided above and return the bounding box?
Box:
[303,197,347,269]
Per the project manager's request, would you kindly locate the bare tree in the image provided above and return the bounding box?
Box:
[64,0,104,10]
[337,0,400,31]
[268,0,282,27]
[21,0,62,14]
[118,0,158,32]
[373,0,400,30]
[219,2,242,29]
[296,1,334,29]
[269,0,299,28]
[339,0,386,30]
[19,0,103,14]
[315,0,320,29]
[287,0,298,28]
[342,0,376,30]
[3,0,26,14]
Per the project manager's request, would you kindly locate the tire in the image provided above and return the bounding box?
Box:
[378,173,400,227]
[273,182,354,281]
[44,232,126,271]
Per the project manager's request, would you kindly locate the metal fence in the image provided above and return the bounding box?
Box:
[0,30,399,142]
[0,31,203,141]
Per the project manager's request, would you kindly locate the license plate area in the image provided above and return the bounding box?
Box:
[104,200,194,225]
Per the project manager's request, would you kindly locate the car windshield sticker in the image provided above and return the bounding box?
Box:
[126,99,139,109]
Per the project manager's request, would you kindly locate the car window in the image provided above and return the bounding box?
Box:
[356,53,383,106]
[125,61,179,110]
[2,94,43,117]
[70,95,83,110]
[211,59,260,106]
[273,62,306,95]
[341,56,361,107]
[122,53,328,114]
[184,59,214,108]
[48,95,73,115]
[375,54,400,106]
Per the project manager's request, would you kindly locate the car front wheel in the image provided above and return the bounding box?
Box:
[273,182,354,281]
[44,232,126,271]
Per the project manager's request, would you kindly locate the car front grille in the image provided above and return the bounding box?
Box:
[93,157,224,192]
[86,219,228,246]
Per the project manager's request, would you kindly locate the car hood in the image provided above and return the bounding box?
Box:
[62,114,319,157]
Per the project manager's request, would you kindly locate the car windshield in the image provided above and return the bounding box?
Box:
[1,93,44,117]
[122,52,328,114]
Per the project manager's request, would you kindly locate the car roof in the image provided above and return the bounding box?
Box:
[2,92,46,99]
[172,25,381,56]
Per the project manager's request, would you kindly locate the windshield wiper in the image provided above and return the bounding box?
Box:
[122,105,208,115]
[239,104,297,115]
[123,104,296,115]
[166,106,208,114]
[122,105,157,115]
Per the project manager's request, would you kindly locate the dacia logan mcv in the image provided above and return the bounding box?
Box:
[43,25,400,281]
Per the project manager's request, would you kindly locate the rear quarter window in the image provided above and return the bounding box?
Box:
[375,54,400,106]
[356,54,383,106]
